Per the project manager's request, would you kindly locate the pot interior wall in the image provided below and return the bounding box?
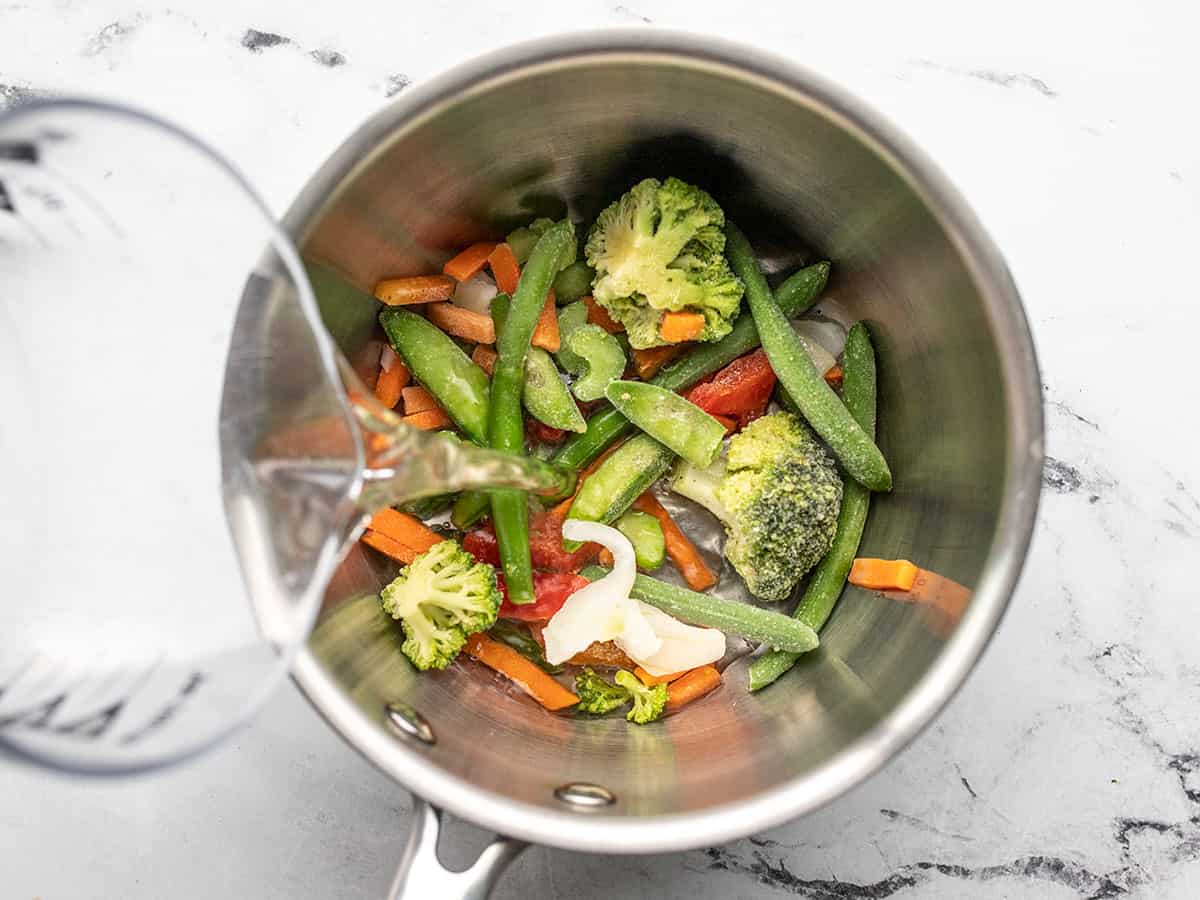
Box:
[299,53,1010,823]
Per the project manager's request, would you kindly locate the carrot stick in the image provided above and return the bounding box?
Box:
[848,558,919,592]
[487,243,521,295]
[631,344,684,379]
[471,345,497,376]
[361,529,420,565]
[631,493,717,591]
[425,302,496,344]
[443,242,498,281]
[598,548,615,567]
[666,665,721,709]
[531,294,561,352]
[374,275,456,306]
[374,361,405,409]
[634,666,687,686]
[584,296,624,334]
[401,385,440,415]
[403,408,453,431]
[659,310,705,343]
[464,633,580,710]
[823,364,844,386]
[367,508,443,554]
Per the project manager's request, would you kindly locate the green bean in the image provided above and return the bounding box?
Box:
[450,491,490,530]
[749,322,877,691]
[564,433,675,548]
[379,308,491,444]
[604,380,725,468]
[491,293,584,432]
[551,261,831,472]
[579,566,819,654]
[488,221,575,604]
[727,224,890,491]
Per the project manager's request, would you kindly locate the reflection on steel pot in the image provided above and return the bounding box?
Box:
[276,31,1043,898]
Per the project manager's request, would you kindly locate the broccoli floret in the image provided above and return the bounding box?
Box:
[585,177,744,349]
[614,670,668,724]
[716,413,843,602]
[574,667,631,715]
[380,540,501,670]
[670,456,729,523]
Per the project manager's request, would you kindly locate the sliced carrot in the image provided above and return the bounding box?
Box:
[531,294,561,352]
[425,302,496,344]
[631,344,684,379]
[711,414,737,434]
[401,385,440,415]
[848,558,919,592]
[824,364,844,386]
[487,243,521,295]
[598,548,615,567]
[374,361,405,409]
[472,345,497,376]
[403,408,453,431]
[659,310,705,343]
[443,242,498,281]
[634,666,687,686]
[361,529,420,565]
[666,665,721,710]
[631,493,717,591]
[368,508,443,555]
[584,295,624,334]
[464,633,579,710]
[374,275,456,306]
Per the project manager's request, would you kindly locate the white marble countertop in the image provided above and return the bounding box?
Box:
[4,1,1199,897]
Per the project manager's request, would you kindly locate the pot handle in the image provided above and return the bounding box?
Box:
[387,796,527,900]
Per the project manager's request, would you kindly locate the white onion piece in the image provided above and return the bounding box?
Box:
[793,331,836,377]
[451,271,498,314]
[633,604,726,676]
[793,319,847,360]
[379,344,398,372]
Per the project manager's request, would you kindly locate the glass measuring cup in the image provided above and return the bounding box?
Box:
[0,100,566,773]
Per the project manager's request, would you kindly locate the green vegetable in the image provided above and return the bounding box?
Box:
[552,260,595,303]
[585,177,744,349]
[489,620,563,675]
[749,323,877,691]
[565,433,675,546]
[604,380,724,468]
[726,223,891,491]
[615,510,666,571]
[379,308,491,444]
[614,670,667,724]
[488,221,576,604]
[580,566,819,654]
[508,217,575,269]
[670,456,729,523]
[574,667,631,715]
[400,493,457,520]
[451,491,490,530]
[564,325,626,402]
[492,292,586,433]
[554,300,590,372]
[380,540,501,670]
[552,261,830,473]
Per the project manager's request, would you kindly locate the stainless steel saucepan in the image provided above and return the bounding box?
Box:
[277,31,1043,898]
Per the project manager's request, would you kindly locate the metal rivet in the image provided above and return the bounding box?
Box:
[385,702,435,745]
[554,782,615,809]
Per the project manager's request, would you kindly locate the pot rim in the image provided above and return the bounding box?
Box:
[286,28,1044,854]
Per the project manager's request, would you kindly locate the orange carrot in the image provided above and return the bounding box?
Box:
[584,296,624,334]
[471,345,497,376]
[401,385,440,415]
[598,548,615,567]
[443,242,498,281]
[487,243,521,295]
[635,666,687,686]
[368,508,443,555]
[631,344,683,379]
[531,295,561,352]
[823,364,844,386]
[374,361,405,409]
[666,665,721,710]
[374,275,456,306]
[849,558,919,592]
[361,529,420,565]
[659,310,705,343]
[403,408,453,431]
[464,633,579,710]
[425,302,496,344]
[631,493,717,591]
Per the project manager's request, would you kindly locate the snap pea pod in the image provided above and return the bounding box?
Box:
[552,260,595,303]
[492,293,586,433]
[489,221,576,604]
[749,321,878,691]
[579,566,819,654]
[554,300,590,372]
[564,433,675,548]
[566,325,626,402]
[378,308,492,444]
[551,261,831,472]
[615,510,665,571]
[604,380,725,468]
[727,223,890,492]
